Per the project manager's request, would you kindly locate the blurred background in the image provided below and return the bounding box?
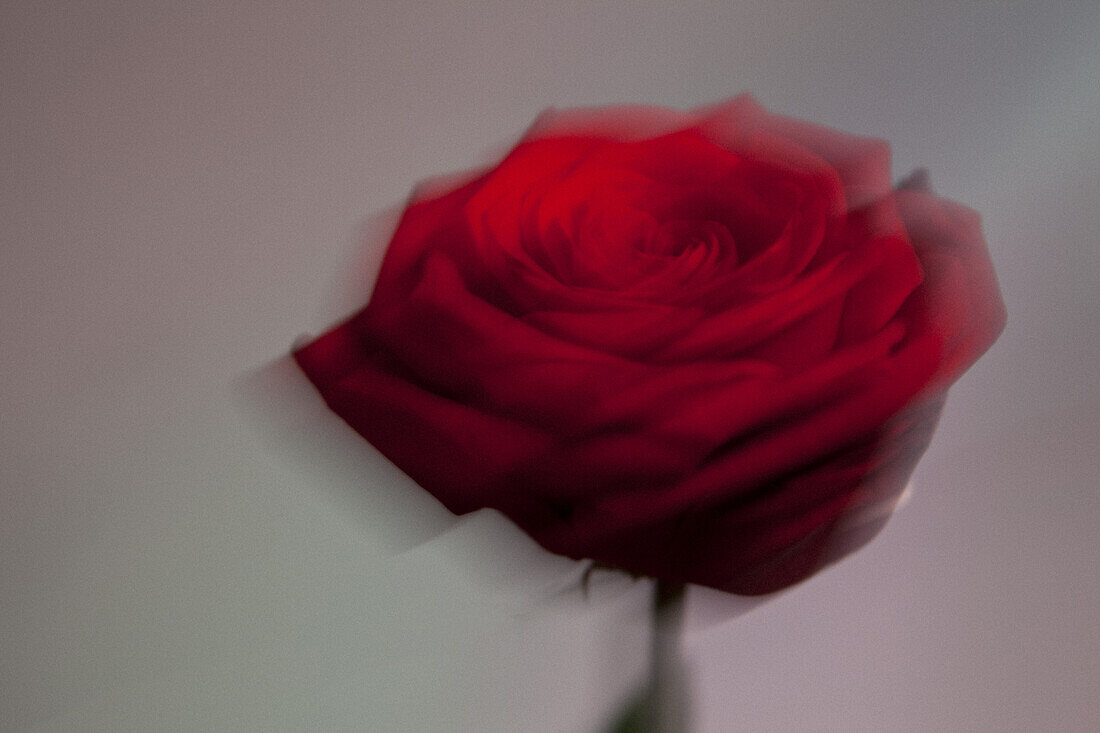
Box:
[2,2,1098,731]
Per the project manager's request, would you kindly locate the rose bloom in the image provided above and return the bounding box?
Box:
[294,96,1005,595]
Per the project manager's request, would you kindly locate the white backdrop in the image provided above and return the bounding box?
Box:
[3,2,1099,731]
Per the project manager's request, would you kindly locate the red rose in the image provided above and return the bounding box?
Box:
[294,96,1005,595]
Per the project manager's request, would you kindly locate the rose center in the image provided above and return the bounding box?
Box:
[641,219,738,266]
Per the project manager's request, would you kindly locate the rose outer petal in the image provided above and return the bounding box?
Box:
[293,321,553,516]
[895,190,1007,390]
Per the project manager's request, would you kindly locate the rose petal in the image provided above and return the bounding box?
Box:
[293,322,552,515]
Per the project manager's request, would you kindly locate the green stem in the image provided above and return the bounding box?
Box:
[651,580,686,692]
[607,579,689,732]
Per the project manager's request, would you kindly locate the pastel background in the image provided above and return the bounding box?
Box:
[2,2,1098,731]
